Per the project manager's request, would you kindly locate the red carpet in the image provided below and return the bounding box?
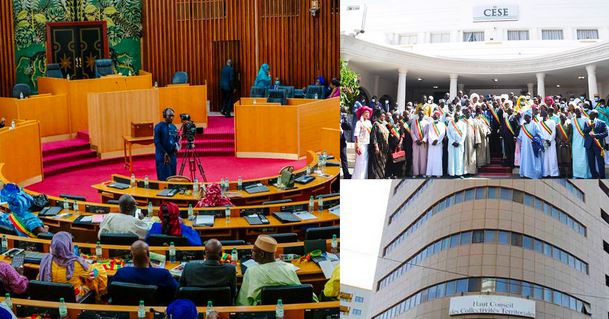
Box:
[29,116,306,202]
[478,156,513,178]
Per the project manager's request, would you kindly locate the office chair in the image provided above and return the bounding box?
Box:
[177,286,233,306]
[250,86,268,98]
[267,89,287,105]
[94,59,114,78]
[172,71,188,84]
[260,284,313,304]
[305,85,324,99]
[268,233,298,243]
[45,63,63,78]
[100,233,139,245]
[108,281,158,305]
[28,280,94,303]
[305,226,339,240]
[147,234,190,246]
[12,84,32,98]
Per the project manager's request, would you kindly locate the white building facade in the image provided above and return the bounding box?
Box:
[341,284,372,318]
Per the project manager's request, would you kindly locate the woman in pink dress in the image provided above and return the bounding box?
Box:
[328,79,340,98]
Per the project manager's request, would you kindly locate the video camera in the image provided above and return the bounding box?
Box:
[180,113,198,145]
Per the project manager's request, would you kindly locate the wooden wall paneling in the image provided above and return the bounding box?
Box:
[0,0,16,97]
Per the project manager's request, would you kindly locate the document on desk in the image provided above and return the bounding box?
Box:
[318,259,339,279]
[194,215,215,227]
[293,211,318,220]
[329,205,340,217]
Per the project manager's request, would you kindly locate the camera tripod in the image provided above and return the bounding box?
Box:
[178,140,207,182]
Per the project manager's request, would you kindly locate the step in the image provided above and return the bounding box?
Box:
[478,172,513,177]
[43,157,102,177]
[43,149,97,166]
[180,138,234,147]
[42,138,90,157]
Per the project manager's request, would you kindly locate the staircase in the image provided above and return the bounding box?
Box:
[478,156,514,177]
[183,117,234,156]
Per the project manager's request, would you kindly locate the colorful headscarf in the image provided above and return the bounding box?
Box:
[39,231,89,281]
[159,201,182,237]
[544,96,555,107]
[196,184,233,208]
[316,76,326,86]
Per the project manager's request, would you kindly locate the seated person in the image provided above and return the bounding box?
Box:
[195,184,232,207]
[0,302,16,319]
[147,201,201,246]
[166,299,201,319]
[236,235,318,305]
[98,194,149,240]
[253,63,271,89]
[314,76,329,98]
[38,232,108,301]
[322,264,339,300]
[179,239,236,301]
[0,182,47,237]
[110,240,178,305]
[0,261,28,295]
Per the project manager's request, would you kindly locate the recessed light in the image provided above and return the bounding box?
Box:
[493,78,499,82]
[556,84,561,88]
[417,78,423,81]
[433,85,438,89]
[578,76,585,80]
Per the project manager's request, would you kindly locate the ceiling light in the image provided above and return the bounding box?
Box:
[556,84,560,88]
[578,76,585,80]
[493,78,499,82]
[433,85,438,89]
[417,77,423,81]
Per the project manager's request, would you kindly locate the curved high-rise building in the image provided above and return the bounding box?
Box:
[370,179,609,319]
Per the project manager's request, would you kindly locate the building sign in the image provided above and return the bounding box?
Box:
[473,5,519,22]
[449,295,535,318]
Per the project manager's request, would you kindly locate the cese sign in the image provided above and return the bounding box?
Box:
[473,5,519,22]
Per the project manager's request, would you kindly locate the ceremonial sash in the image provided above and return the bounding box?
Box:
[532,116,539,123]
[521,124,534,140]
[415,120,424,139]
[573,118,585,137]
[437,107,445,115]
[431,121,440,137]
[556,123,569,140]
[488,107,500,124]
[581,108,589,118]
[504,116,515,136]
[8,214,36,237]
[540,120,552,136]
[596,106,609,121]
[588,120,605,156]
[388,124,400,139]
[451,119,463,138]
[401,120,411,135]
[477,115,490,128]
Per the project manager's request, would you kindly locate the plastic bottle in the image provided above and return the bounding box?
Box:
[314,93,318,99]
[225,206,230,223]
[130,173,136,187]
[4,293,11,309]
[154,81,158,88]
[308,195,314,213]
[237,176,242,191]
[147,202,153,217]
[73,245,80,257]
[128,70,132,76]
[206,300,214,318]
[318,197,324,212]
[144,175,149,189]
[331,234,338,254]
[73,200,78,212]
[63,200,69,211]
[137,300,146,319]
[188,204,194,220]
[58,298,68,318]
[10,120,15,129]
[66,73,70,80]
[19,92,24,99]
[276,299,284,319]
[306,165,311,175]
[169,242,176,262]
[0,235,7,254]
[231,247,238,265]
[95,241,102,259]
[193,177,199,193]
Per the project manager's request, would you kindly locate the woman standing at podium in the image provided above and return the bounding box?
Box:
[155,108,179,181]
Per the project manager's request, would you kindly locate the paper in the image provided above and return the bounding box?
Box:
[150,252,166,268]
[92,214,105,223]
[329,205,340,216]
[194,215,214,226]
[79,216,93,223]
[318,259,339,279]
[170,262,187,277]
[293,211,318,220]
[241,259,258,268]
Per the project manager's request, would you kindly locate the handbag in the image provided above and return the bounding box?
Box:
[30,194,50,211]
[391,146,406,163]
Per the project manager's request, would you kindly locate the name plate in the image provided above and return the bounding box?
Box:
[473,5,519,22]
[449,295,535,318]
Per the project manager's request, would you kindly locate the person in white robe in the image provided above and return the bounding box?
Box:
[352,106,373,179]
[538,110,559,177]
[425,111,446,177]
[518,110,543,179]
[410,109,429,177]
[447,114,467,177]
[571,106,591,178]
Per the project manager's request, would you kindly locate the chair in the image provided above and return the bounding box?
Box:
[268,233,298,243]
[294,88,305,98]
[108,281,157,305]
[277,86,294,98]
[260,284,313,305]
[147,234,189,246]
[250,86,268,98]
[0,225,17,235]
[36,232,54,240]
[166,175,192,183]
[45,63,63,78]
[172,71,188,84]
[305,85,324,99]
[304,239,326,255]
[100,233,139,245]
[203,239,246,246]
[177,286,232,306]
[94,59,114,78]
[12,84,32,98]
[261,199,292,205]
[267,89,287,105]
[59,194,87,202]
[28,280,94,303]
[305,226,339,240]
[106,199,120,205]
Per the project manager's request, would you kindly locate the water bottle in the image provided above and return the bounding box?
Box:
[193,177,199,193]
[144,175,149,189]
[308,196,314,213]
[169,242,176,262]
[237,176,243,191]
[206,300,214,318]
[253,98,257,104]
[276,299,284,319]
[154,81,158,88]
[225,206,231,223]
[224,178,229,191]
[147,202,153,217]
[318,197,324,212]
[130,173,136,187]
[137,300,146,319]
[188,204,194,221]
[73,200,78,212]
[63,200,69,211]
[314,93,318,99]
[58,298,68,318]
[128,70,132,76]
[331,234,338,254]
[10,120,15,129]
[231,247,238,265]
[19,92,24,99]
[4,293,11,309]
[306,165,311,175]
[66,73,70,80]
[95,241,102,259]
[0,235,7,254]
[73,245,80,256]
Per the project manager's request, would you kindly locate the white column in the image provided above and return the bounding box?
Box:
[397,69,407,113]
[373,75,380,97]
[527,83,534,96]
[449,74,459,101]
[586,64,599,99]
[536,73,545,98]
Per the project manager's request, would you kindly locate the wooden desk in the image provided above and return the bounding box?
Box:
[0,120,42,186]
[38,71,153,134]
[234,97,339,160]
[0,94,70,138]
[123,136,154,173]
[158,84,208,127]
[3,297,339,319]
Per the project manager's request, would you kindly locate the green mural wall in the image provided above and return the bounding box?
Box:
[13,0,142,91]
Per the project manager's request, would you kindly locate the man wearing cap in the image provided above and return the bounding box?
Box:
[583,110,608,178]
[425,110,445,177]
[517,110,543,179]
[237,235,316,305]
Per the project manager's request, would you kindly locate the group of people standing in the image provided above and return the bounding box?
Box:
[349,91,609,179]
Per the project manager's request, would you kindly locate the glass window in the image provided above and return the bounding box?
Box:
[496,278,508,293]
[562,294,570,308]
[534,239,543,253]
[498,231,510,245]
[428,286,437,301]
[468,278,481,292]
[420,288,428,303]
[513,190,523,203]
[511,233,523,247]
[543,288,552,303]
[456,279,469,294]
[576,300,583,313]
[446,280,457,296]
[543,243,552,256]
[509,279,521,294]
[465,189,475,201]
[577,29,599,40]
[551,207,559,219]
[522,282,532,297]
[559,212,568,224]
[553,291,562,305]
[442,238,450,250]
[430,32,450,43]
[481,278,495,292]
[475,187,486,199]
[523,236,533,250]
[534,198,542,210]
[542,29,563,40]
[507,30,529,40]
[560,250,568,264]
[544,203,551,216]
[552,246,560,260]
[399,33,418,45]
[437,283,446,298]
[450,234,461,248]
[523,194,533,206]
[461,231,473,245]
[569,296,576,310]
[463,31,484,42]
[455,191,463,203]
[487,187,497,199]
[533,285,543,300]
[501,188,512,201]
[434,241,442,254]
[484,230,497,243]
[472,230,484,243]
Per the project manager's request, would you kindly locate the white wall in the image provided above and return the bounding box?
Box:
[348,63,398,100]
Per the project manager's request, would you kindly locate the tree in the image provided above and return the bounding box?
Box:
[339,58,360,112]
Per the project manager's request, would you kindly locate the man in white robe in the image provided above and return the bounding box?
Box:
[518,110,543,179]
[462,108,479,175]
[447,115,467,177]
[571,106,591,178]
[426,111,446,177]
[539,110,559,177]
[410,109,429,177]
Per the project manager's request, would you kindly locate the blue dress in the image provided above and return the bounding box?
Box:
[518,122,543,179]
[0,184,44,236]
[154,121,178,181]
[253,64,271,89]
[146,223,202,246]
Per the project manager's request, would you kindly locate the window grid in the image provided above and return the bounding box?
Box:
[542,29,564,40]
[463,31,484,42]
[507,30,529,41]
[577,29,599,40]
[388,180,431,224]
[373,277,591,319]
[383,186,586,256]
[555,180,585,201]
[430,32,450,43]
[378,229,588,290]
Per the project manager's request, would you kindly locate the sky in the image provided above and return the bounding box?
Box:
[341,180,391,289]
